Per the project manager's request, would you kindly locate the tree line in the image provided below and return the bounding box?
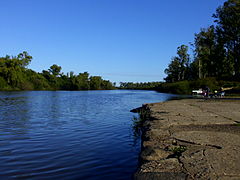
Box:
[0,52,115,91]
[119,82,162,90]
[164,0,240,83]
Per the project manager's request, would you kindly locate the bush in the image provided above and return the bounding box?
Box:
[0,76,7,88]
[156,78,236,95]
[157,81,191,94]
[189,77,220,93]
[0,76,11,90]
[19,81,34,90]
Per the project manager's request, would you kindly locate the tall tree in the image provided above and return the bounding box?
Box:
[213,0,240,80]
[164,57,181,82]
[164,45,190,82]
[177,45,190,80]
[194,26,216,78]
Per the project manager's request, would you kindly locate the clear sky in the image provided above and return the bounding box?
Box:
[0,0,226,83]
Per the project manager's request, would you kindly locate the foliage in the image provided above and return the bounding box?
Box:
[157,78,237,95]
[170,145,187,158]
[164,0,240,84]
[194,26,217,78]
[119,82,162,89]
[17,51,32,68]
[49,64,62,76]
[157,81,191,94]
[0,76,8,89]
[0,52,116,91]
[164,45,190,82]
[214,0,240,80]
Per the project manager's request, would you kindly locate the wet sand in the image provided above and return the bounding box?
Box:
[134,98,240,180]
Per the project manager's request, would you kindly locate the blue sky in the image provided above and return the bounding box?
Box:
[0,0,226,83]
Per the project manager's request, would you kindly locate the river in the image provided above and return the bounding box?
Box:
[0,90,174,179]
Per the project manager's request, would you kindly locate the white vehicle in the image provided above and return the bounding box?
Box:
[192,89,204,96]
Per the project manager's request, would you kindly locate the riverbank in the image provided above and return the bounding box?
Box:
[134,98,240,179]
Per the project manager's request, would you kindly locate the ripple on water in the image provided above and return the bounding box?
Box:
[0,90,174,179]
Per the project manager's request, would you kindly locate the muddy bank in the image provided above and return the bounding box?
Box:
[134,99,240,180]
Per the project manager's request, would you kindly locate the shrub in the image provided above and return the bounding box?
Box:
[157,81,191,94]
[0,76,7,89]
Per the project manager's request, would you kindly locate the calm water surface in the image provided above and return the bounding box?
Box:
[0,90,174,179]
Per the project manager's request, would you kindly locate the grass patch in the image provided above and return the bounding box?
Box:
[235,122,240,126]
[170,145,187,158]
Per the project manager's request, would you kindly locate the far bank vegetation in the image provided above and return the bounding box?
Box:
[0,52,115,91]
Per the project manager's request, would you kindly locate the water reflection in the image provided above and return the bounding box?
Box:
[45,92,63,128]
[0,93,30,137]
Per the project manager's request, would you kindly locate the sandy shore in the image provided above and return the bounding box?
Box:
[134,98,240,180]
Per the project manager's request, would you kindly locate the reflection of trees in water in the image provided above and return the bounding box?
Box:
[0,93,30,138]
[38,91,65,129]
[131,114,143,149]
[41,91,92,127]
[131,117,144,147]
[131,108,151,147]
[132,115,142,138]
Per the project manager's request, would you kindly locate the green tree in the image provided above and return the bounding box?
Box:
[213,0,240,80]
[164,57,181,82]
[164,45,190,82]
[0,57,24,87]
[17,51,32,68]
[90,76,102,90]
[49,64,62,76]
[26,69,50,90]
[77,72,90,90]
[194,26,216,78]
[0,52,116,91]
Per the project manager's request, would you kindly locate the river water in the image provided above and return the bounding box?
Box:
[0,90,174,179]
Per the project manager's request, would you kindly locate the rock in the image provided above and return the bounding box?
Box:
[135,99,240,179]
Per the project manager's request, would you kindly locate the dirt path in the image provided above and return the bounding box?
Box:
[134,99,240,180]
